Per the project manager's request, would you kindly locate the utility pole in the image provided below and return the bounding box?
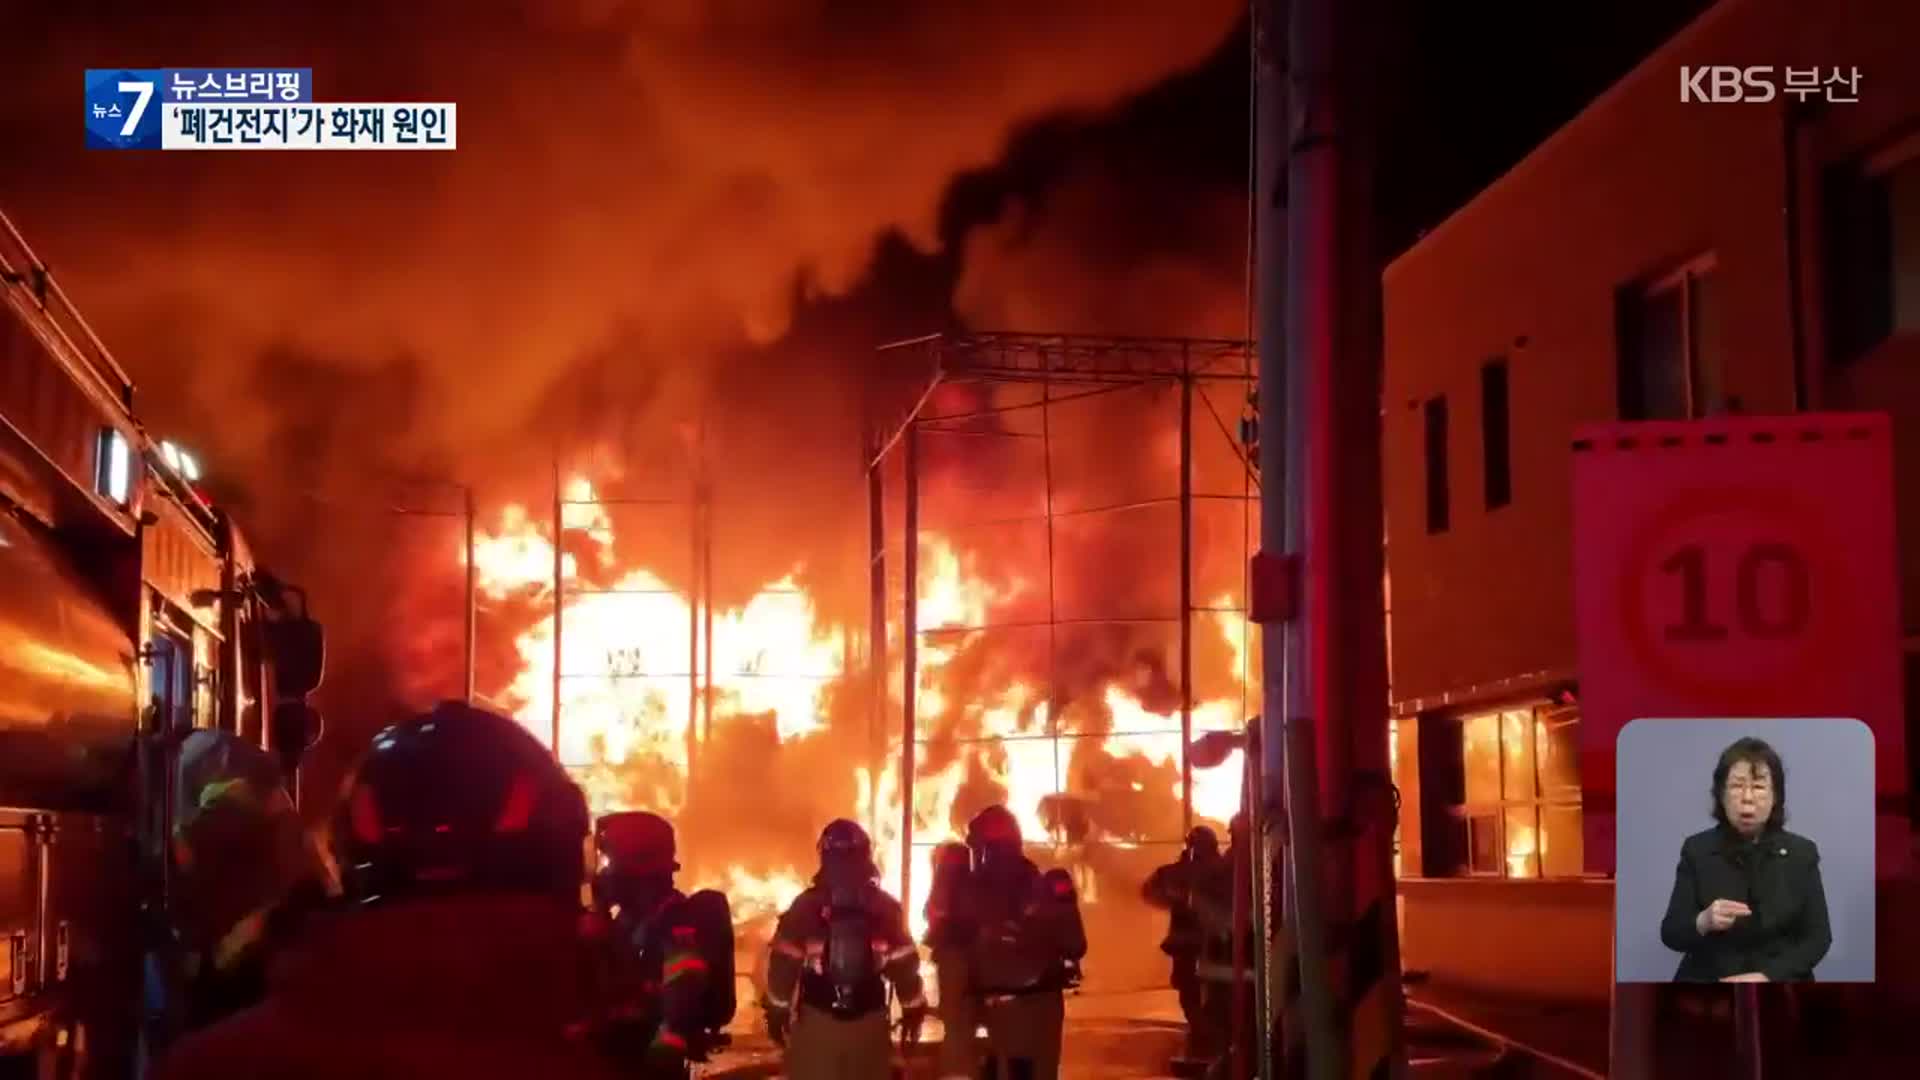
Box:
[1256,0,1340,1070]
[1256,0,1405,1076]
[1250,4,1288,1076]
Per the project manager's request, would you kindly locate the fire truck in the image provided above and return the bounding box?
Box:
[0,210,325,1077]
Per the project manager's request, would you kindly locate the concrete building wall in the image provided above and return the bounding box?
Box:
[1380,0,1920,1003]
[1798,3,1920,631]
[1383,0,1809,707]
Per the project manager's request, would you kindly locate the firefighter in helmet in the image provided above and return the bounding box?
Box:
[925,839,980,1077]
[949,805,1086,1080]
[763,819,927,1079]
[583,810,736,1077]
[1193,813,1256,1080]
[153,701,621,1080]
[1142,825,1225,1065]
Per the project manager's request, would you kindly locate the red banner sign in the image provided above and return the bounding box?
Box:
[1571,413,1905,875]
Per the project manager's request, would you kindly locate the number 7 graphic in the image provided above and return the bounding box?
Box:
[117,80,152,137]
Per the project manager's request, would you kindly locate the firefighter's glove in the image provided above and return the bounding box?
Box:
[765,1004,790,1048]
[899,1005,928,1048]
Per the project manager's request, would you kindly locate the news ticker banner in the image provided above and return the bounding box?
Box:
[85,68,456,150]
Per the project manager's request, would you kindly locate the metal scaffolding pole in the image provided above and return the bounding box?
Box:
[551,457,564,757]
[702,480,715,745]
[867,430,888,838]
[900,421,920,910]
[688,477,701,790]
[464,485,477,706]
[1180,368,1195,831]
[1041,375,1061,841]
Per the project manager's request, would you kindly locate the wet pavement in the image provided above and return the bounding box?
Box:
[701,991,1190,1078]
[1404,981,1608,1078]
[700,987,1605,1079]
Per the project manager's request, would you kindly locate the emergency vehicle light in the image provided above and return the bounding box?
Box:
[160,440,202,482]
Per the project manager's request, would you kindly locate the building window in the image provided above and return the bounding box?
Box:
[1480,359,1511,509]
[94,427,132,507]
[1617,256,1721,420]
[1423,396,1449,534]
[1825,139,1920,365]
[1456,704,1583,878]
[1389,714,1402,878]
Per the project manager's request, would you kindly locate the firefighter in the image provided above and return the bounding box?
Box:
[954,805,1086,1080]
[153,701,620,1080]
[926,839,980,1078]
[763,819,928,1080]
[1193,814,1256,1080]
[1142,825,1225,1066]
[583,810,736,1077]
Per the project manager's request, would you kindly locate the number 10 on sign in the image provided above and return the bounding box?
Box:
[1662,542,1810,642]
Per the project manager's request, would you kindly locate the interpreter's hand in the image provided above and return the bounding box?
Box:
[1694,898,1752,935]
[1721,972,1770,983]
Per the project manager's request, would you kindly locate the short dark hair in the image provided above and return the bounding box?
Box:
[1711,736,1786,831]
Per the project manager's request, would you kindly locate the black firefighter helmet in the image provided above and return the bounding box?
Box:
[333,701,589,905]
[1184,825,1221,861]
[597,810,679,876]
[817,818,878,882]
[594,810,681,913]
[965,804,1023,867]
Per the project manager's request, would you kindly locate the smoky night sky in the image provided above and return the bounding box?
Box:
[0,1,1711,787]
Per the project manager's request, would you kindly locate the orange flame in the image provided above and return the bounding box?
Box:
[470,476,1250,934]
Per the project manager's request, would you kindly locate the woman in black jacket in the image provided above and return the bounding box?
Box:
[1659,737,1832,982]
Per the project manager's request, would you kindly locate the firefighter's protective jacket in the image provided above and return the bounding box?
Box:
[1190,849,1252,986]
[152,895,621,1080]
[765,881,926,1018]
[951,856,1086,996]
[1142,854,1222,959]
[588,889,715,1060]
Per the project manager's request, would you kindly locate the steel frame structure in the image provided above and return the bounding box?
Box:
[548,452,716,787]
[545,436,847,808]
[867,331,1258,908]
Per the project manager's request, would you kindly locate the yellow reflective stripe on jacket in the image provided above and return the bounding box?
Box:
[663,951,708,982]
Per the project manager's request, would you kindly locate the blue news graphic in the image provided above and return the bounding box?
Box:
[161,68,312,104]
[85,69,163,149]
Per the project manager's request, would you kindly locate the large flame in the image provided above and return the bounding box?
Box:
[470,476,1250,938]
